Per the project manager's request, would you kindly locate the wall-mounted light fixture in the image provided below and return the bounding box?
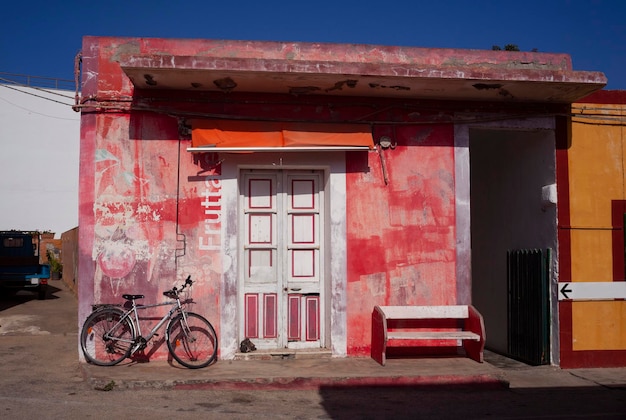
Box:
[376,136,396,186]
[378,136,396,149]
[541,183,557,211]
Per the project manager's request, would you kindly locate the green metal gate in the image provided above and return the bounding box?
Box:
[507,248,550,365]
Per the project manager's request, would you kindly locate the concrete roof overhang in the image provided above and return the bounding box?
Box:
[117,41,607,103]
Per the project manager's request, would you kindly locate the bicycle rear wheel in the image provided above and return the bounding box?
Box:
[166,312,217,369]
[80,308,135,366]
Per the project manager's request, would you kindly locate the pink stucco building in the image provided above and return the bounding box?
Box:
[77,37,607,364]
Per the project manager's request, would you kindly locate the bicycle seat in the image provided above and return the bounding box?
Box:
[122,294,144,301]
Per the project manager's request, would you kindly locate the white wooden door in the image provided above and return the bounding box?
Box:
[241,169,324,350]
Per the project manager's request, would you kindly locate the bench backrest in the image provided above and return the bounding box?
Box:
[377,305,469,320]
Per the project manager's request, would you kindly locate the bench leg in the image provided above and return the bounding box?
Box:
[371,308,386,365]
[464,305,486,363]
[463,340,483,363]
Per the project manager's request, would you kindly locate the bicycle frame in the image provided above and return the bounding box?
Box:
[105,297,190,355]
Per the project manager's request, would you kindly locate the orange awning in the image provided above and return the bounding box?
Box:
[189,120,374,152]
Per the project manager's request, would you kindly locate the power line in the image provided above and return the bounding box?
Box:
[0,96,78,121]
[0,83,75,108]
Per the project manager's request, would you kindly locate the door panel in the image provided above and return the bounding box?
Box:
[287,174,320,288]
[241,170,323,350]
[245,175,277,285]
[287,294,320,343]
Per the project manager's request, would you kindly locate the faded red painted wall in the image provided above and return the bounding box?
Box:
[78,38,223,360]
[81,112,223,359]
[78,36,552,361]
[346,124,456,355]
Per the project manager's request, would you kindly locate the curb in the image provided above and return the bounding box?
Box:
[174,374,509,391]
[83,364,509,391]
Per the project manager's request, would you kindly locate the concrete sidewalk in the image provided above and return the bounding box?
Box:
[81,350,626,391]
[7,279,624,402]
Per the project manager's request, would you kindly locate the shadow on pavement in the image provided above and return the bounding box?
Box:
[0,284,62,310]
[318,383,626,419]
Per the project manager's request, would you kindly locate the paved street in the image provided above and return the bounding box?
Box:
[0,280,624,419]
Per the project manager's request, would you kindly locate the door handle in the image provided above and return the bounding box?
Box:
[285,287,302,292]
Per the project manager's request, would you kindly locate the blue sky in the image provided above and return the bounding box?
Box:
[1,0,625,89]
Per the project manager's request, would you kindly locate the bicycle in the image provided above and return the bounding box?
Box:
[80,276,217,369]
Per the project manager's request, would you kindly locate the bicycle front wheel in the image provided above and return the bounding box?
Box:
[166,312,217,369]
[80,308,135,366]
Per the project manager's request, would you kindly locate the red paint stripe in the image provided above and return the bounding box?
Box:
[555,116,572,284]
[561,349,626,368]
[292,249,315,278]
[611,201,626,281]
[555,116,575,368]
[291,214,315,244]
[248,178,273,209]
[288,294,301,340]
[579,90,626,105]
[264,293,277,338]
[245,294,258,338]
[558,301,573,355]
[306,295,320,341]
[291,179,315,209]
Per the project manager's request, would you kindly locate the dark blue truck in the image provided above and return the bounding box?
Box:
[0,231,50,300]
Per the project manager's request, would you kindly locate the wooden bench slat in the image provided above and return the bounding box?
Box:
[387,331,481,341]
[379,305,469,319]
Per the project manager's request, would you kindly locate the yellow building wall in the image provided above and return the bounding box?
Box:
[569,102,626,350]
[572,301,626,350]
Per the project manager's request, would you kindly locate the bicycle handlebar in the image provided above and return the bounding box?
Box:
[163,275,194,299]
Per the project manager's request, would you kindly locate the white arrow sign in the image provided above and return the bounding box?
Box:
[558,282,626,301]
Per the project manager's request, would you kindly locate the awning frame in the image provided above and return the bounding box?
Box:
[187,146,373,153]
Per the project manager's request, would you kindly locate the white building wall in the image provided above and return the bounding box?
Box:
[0,84,80,237]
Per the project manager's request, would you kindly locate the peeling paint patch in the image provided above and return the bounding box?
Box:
[472,83,515,99]
[498,88,514,98]
[144,74,157,86]
[408,128,434,145]
[213,77,237,91]
[472,83,503,90]
[369,83,410,91]
[325,79,358,92]
[111,40,141,63]
[365,272,387,297]
[388,262,456,306]
[289,86,321,95]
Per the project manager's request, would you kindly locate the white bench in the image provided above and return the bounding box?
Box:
[371,305,485,366]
